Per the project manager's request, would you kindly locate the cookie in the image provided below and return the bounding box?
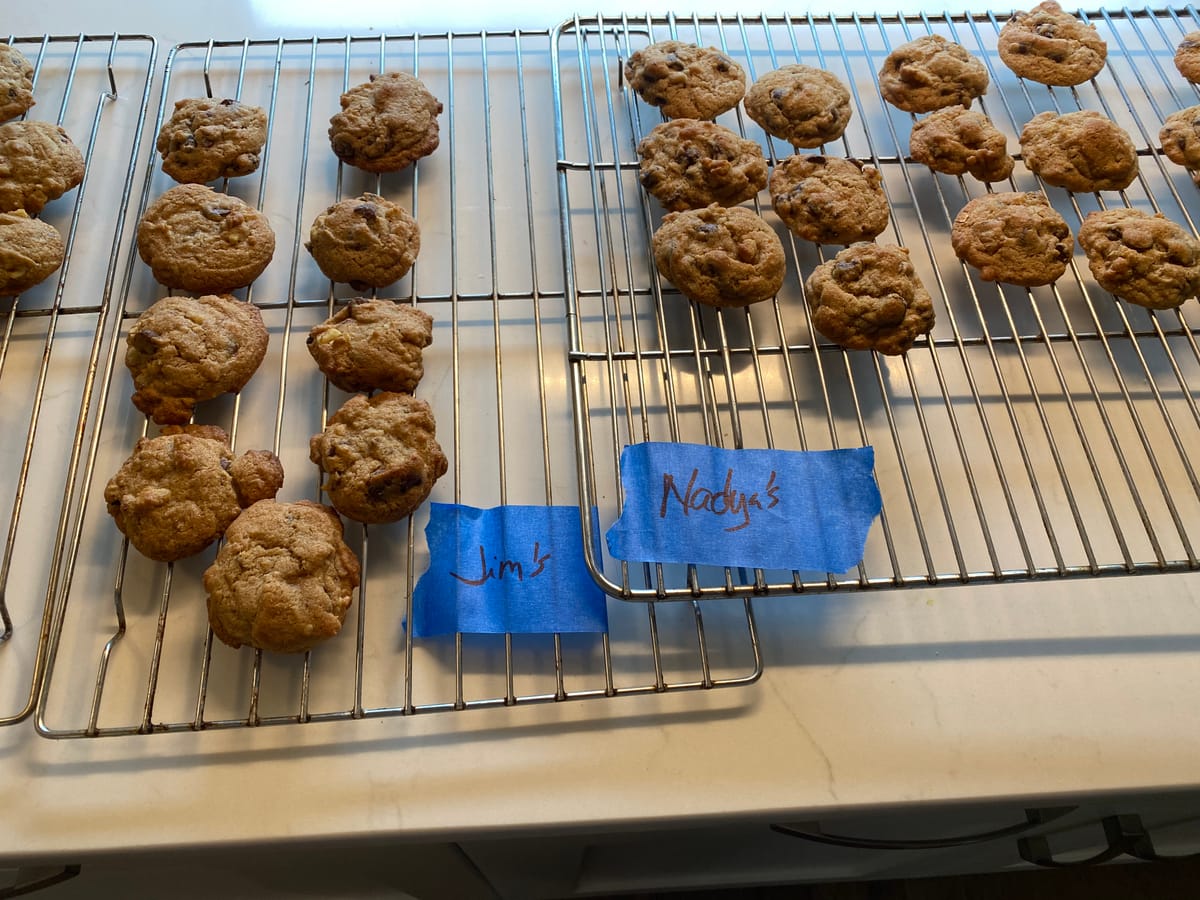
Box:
[950,191,1074,287]
[103,424,284,562]
[1176,31,1200,83]
[650,203,786,307]
[136,183,276,293]
[155,97,268,184]
[305,193,421,289]
[0,120,85,215]
[0,44,35,123]
[623,41,746,120]
[744,64,852,149]
[0,209,63,296]
[309,392,448,525]
[769,155,889,245]
[1019,110,1138,193]
[1078,208,1200,310]
[1159,105,1200,173]
[636,118,767,211]
[125,294,269,425]
[328,72,442,173]
[306,298,434,394]
[908,105,1014,183]
[877,35,989,114]
[998,1,1108,86]
[804,243,935,355]
[204,499,361,654]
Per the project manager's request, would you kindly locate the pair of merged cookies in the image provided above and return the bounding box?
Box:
[909,106,1014,183]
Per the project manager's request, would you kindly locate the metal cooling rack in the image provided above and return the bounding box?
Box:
[35,31,762,739]
[555,7,1200,601]
[0,35,156,727]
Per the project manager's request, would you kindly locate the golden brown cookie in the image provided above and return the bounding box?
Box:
[1078,208,1200,310]
[0,209,63,296]
[0,120,85,215]
[136,183,276,293]
[1175,31,1200,83]
[877,35,988,114]
[636,118,767,211]
[156,97,268,184]
[204,499,360,654]
[998,1,1108,86]
[328,72,442,173]
[103,425,284,562]
[305,193,420,289]
[769,155,889,245]
[0,44,35,123]
[306,299,434,394]
[651,203,786,307]
[744,64,852,149]
[908,105,1014,183]
[309,392,448,525]
[1159,105,1200,173]
[1019,110,1138,193]
[950,191,1074,287]
[623,41,746,119]
[125,294,270,425]
[805,242,935,355]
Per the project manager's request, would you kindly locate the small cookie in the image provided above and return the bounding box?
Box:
[305,193,420,289]
[877,35,988,114]
[623,41,746,119]
[104,424,284,562]
[1176,31,1200,83]
[0,209,63,296]
[0,120,85,215]
[804,243,935,355]
[650,203,786,307]
[1078,208,1200,310]
[136,183,276,293]
[328,72,442,173]
[1159,105,1200,172]
[950,191,1074,287]
[0,44,35,123]
[156,97,268,184]
[1019,110,1138,193]
[908,105,1014,183]
[204,499,361,654]
[309,392,448,525]
[998,1,1107,86]
[636,118,767,211]
[306,298,434,394]
[125,294,269,425]
[744,64,852,149]
[769,155,889,245]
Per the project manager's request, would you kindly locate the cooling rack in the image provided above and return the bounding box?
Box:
[555,7,1200,601]
[0,34,156,727]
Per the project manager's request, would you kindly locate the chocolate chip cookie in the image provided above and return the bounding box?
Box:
[908,105,1014,183]
[623,41,746,120]
[104,424,284,562]
[1159,105,1200,174]
[1078,208,1200,310]
[156,97,268,184]
[769,155,890,245]
[309,391,448,525]
[306,298,434,394]
[804,242,935,355]
[950,191,1074,287]
[328,72,442,173]
[305,193,421,289]
[743,64,852,149]
[204,499,361,654]
[636,118,767,211]
[1176,31,1200,83]
[0,209,63,296]
[877,34,989,114]
[0,44,35,123]
[0,120,85,215]
[998,1,1107,86]
[125,293,270,425]
[1019,110,1138,193]
[136,183,276,293]
[651,203,786,307]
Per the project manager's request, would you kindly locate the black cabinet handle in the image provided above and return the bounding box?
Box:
[1020,814,1200,868]
[0,865,81,898]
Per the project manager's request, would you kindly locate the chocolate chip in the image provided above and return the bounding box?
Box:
[353,203,378,221]
[220,98,236,106]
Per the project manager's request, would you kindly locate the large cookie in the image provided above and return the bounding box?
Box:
[878,34,988,114]
[1078,208,1200,310]
[156,97,268,184]
[328,72,442,173]
[1159,105,1200,173]
[769,155,889,245]
[744,64,852,149]
[305,192,421,289]
[0,44,35,123]
[623,41,746,119]
[306,298,434,395]
[950,191,1074,287]
[1019,110,1138,193]
[998,1,1108,86]
[908,105,1014,183]
[0,209,63,296]
[636,118,767,211]
[0,120,85,215]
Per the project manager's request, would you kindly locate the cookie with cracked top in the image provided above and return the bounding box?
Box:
[307,298,434,395]
[636,118,767,211]
[878,34,988,114]
[623,41,746,120]
[0,208,63,296]
[998,1,1107,86]
[305,192,421,289]
[744,64,852,149]
[1019,110,1138,193]
[0,44,35,123]
[1176,31,1200,83]
[769,155,889,245]
[950,191,1074,287]
[328,72,442,173]
[0,120,85,215]
[1078,208,1200,310]
[908,105,1014,183]
[156,97,268,184]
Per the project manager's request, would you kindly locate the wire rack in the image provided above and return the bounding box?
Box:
[0,35,156,728]
[35,31,762,739]
[556,7,1200,601]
